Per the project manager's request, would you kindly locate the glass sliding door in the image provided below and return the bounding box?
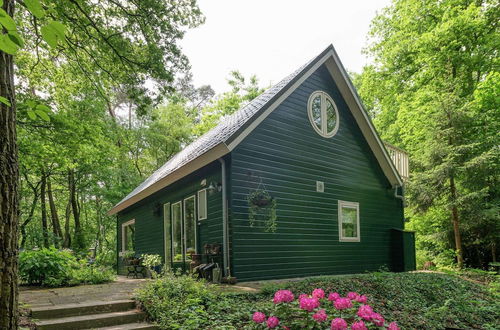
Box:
[183,196,196,261]
[171,201,183,263]
[163,203,171,269]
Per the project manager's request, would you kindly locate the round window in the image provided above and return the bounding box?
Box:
[307,91,339,138]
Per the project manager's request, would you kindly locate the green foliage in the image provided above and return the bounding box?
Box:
[261,272,499,330]
[40,20,66,48]
[19,248,76,286]
[141,254,162,268]
[247,190,278,232]
[135,273,217,329]
[193,71,265,137]
[19,248,115,287]
[137,272,499,329]
[355,0,499,269]
[71,264,116,285]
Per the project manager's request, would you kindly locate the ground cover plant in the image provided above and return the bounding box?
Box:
[19,248,115,287]
[135,271,499,329]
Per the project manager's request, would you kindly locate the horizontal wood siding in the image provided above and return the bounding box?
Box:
[230,64,404,281]
[117,162,223,274]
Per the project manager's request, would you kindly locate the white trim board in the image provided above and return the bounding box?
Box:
[120,219,135,253]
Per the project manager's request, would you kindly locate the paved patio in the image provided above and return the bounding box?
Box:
[20,276,148,309]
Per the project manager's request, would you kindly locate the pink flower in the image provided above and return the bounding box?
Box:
[312,288,325,299]
[299,293,309,300]
[387,321,400,330]
[273,290,295,304]
[331,318,348,330]
[357,305,373,321]
[371,313,385,327]
[355,295,367,304]
[252,312,266,323]
[312,309,328,322]
[334,297,353,310]
[347,292,359,300]
[351,321,368,330]
[299,296,320,312]
[328,292,341,301]
[266,316,280,329]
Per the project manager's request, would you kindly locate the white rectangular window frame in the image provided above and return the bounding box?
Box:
[121,219,135,254]
[338,201,360,242]
[197,189,207,220]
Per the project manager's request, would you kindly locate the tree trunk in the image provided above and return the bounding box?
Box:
[68,169,83,249]
[0,1,19,328]
[20,191,39,249]
[40,170,49,248]
[449,174,464,268]
[63,201,71,248]
[47,176,63,247]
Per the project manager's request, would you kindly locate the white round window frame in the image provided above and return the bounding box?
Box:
[307,91,340,138]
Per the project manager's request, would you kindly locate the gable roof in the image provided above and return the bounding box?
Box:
[109,45,402,215]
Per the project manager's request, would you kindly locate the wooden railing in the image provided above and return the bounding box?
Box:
[384,142,409,180]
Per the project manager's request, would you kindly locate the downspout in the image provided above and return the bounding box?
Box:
[394,185,405,207]
[218,158,230,277]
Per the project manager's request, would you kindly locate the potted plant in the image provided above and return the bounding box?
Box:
[141,254,162,277]
[122,250,139,265]
[248,190,273,207]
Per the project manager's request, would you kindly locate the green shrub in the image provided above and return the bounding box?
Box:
[19,248,77,286]
[260,272,499,329]
[19,248,115,287]
[135,272,217,329]
[136,272,499,329]
[72,264,116,285]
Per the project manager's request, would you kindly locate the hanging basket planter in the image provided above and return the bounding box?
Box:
[248,190,273,207]
[247,189,277,232]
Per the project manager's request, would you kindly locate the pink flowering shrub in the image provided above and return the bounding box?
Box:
[251,289,400,329]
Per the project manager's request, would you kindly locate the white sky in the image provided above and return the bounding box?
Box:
[181,0,391,93]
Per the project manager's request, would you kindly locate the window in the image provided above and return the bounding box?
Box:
[198,189,207,220]
[338,201,360,242]
[121,219,135,253]
[171,202,182,261]
[163,203,171,268]
[307,91,339,138]
[183,196,196,259]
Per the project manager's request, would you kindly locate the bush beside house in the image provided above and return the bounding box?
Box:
[136,271,499,329]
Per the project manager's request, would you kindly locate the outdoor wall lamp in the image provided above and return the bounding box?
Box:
[208,182,222,195]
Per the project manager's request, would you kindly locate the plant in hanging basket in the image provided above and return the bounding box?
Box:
[247,189,277,232]
[249,190,273,207]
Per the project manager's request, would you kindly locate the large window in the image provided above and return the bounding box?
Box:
[198,189,207,220]
[307,91,339,138]
[171,202,182,261]
[183,196,196,259]
[338,201,360,242]
[121,219,135,253]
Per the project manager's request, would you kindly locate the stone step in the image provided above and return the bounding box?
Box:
[35,310,146,330]
[87,322,158,330]
[31,300,136,319]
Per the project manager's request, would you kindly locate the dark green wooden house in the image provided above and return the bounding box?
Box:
[109,45,415,281]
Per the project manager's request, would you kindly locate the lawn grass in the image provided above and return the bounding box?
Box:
[137,271,499,329]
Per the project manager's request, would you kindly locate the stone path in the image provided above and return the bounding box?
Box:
[20,276,147,309]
